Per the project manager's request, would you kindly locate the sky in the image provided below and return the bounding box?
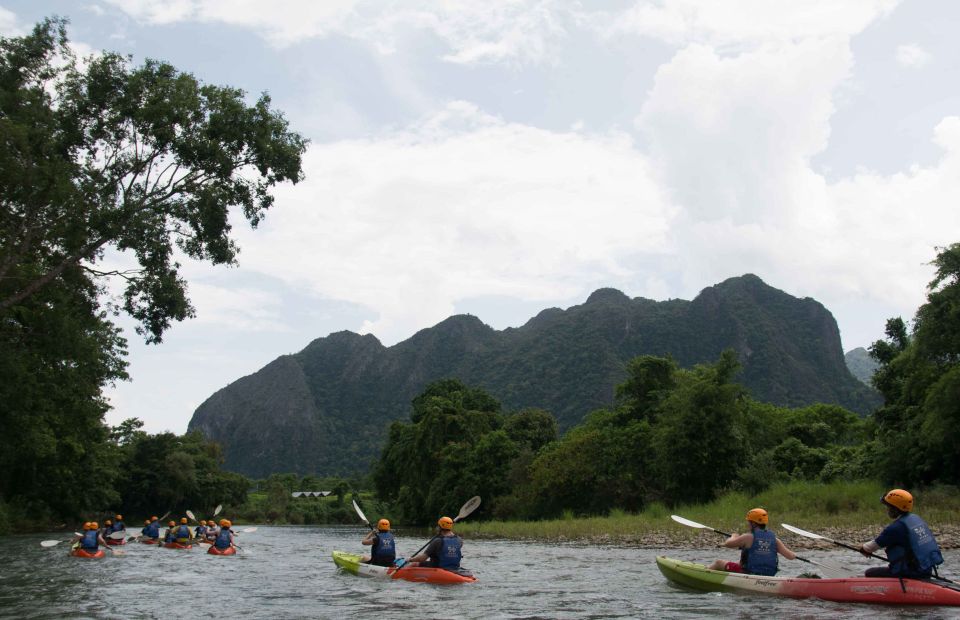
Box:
[4,1,960,434]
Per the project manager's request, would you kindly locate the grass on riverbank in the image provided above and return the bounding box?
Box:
[457,481,960,542]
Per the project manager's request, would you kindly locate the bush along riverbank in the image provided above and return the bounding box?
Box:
[456,480,960,549]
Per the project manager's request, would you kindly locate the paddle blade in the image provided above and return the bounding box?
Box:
[352,500,369,525]
[213,504,222,517]
[40,540,63,547]
[782,523,826,540]
[241,527,257,533]
[455,496,482,522]
[186,510,197,523]
[671,515,710,529]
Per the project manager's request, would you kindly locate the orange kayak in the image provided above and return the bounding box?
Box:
[163,541,192,549]
[207,545,237,556]
[70,546,105,559]
[332,551,476,584]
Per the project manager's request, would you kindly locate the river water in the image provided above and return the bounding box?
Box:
[1,526,957,619]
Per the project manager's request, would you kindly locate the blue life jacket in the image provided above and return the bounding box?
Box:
[887,514,944,577]
[371,532,396,564]
[175,525,191,542]
[145,522,160,538]
[742,528,778,576]
[111,521,125,533]
[164,528,175,542]
[214,528,232,550]
[435,535,462,570]
[80,530,99,551]
[194,526,206,539]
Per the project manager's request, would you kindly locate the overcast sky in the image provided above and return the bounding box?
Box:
[5,1,960,434]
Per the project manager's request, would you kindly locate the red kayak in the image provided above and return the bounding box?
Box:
[207,545,237,556]
[70,546,105,559]
[105,537,126,546]
[163,541,192,550]
[140,538,159,545]
[657,557,960,606]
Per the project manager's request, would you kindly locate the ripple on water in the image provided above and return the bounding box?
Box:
[3,529,959,619]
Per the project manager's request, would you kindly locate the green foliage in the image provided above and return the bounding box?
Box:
[869,243,960,486]
[0,18,304,523]
[374,378,558,523]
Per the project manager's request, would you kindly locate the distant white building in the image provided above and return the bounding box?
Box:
[291,491,332,498]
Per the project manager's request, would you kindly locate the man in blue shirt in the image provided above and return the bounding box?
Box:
[859,489,944,578]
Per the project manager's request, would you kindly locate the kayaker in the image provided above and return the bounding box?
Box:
[111,514,126,534]
[143,517,161,540]
[213,519,234,551]
[859,489,944,578]
[174,517,193,544]
[361,518,396,566]
[707,508,796,576]
[163,520,177,543]
[72,522,107,552]
[99,519,112,539]
[205,521,219,542]
[194,520,208,540]
[409,516,463,570]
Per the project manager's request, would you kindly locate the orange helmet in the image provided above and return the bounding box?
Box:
[220,519,232,528]
[89,521,99,529]
[83,522,92,530]
[746,508,768,525]
[882,489,913,513]
[377,519,390,531]
[151,516,158,521]
[168,520,176,526]
[115,514,122,520]
[199,520,206,526]
[438,516,454,530]
[144,519,150,525]
[104,519,112,525]
[180,517,188,524]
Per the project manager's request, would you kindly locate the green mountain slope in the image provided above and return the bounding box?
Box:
[188,275,880,477]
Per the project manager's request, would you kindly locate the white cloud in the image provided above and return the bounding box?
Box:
[896,43,931,68]
[104,0,573,64]
[232,101,676,343]
[0,6,19,35]
[608,0,899,48]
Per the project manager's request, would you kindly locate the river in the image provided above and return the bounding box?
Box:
[1,526,957,619]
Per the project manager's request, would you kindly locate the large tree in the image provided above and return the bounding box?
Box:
[0,18,306,342]
[0,18,306,519]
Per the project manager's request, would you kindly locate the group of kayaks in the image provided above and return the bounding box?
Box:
[69,536,238,556]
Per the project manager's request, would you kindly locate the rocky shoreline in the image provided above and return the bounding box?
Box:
[475,524,960,550]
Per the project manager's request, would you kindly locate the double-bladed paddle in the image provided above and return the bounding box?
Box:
[671,515,849,578]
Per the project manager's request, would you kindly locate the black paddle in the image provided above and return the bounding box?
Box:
[395,496,481,574]
[672,515,848,578]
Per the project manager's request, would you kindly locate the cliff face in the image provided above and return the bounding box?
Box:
[188,275,881,477]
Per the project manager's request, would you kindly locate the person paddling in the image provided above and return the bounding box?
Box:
[174,517,192,544]
[162,520,177,544]
[213,519,234,551]
[859,489,944,578]
[409,516,463,571]
[142,516,160,541]
[194,520,208,540]
[707,508,796,576]
[361,518,396,567]
[205,520,219,543]
[99,519,112,539]
[110,514,126,534]
[72,522,107,553]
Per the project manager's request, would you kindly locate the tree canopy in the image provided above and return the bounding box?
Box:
[0,18,305,521]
